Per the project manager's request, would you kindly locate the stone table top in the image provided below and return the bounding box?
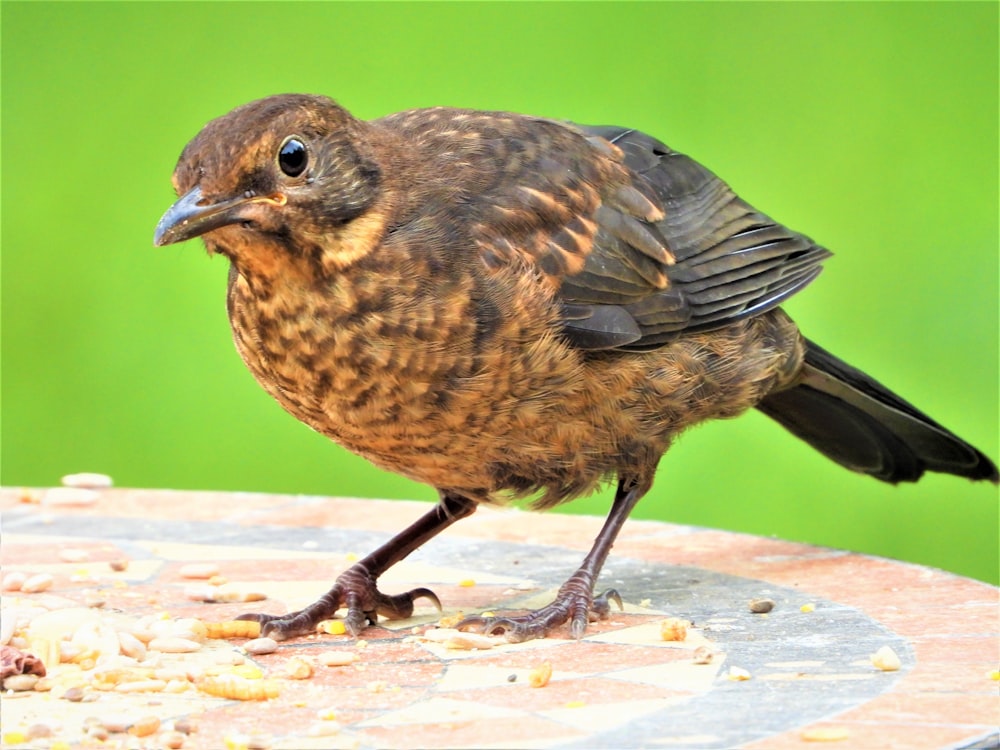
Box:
[1,488,997,749]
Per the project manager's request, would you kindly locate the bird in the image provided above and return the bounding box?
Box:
[154,94,998,642]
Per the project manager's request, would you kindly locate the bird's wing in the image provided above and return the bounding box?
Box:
[473,122,831,351]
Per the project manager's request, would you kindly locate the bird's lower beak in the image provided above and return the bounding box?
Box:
[154,187,285,246]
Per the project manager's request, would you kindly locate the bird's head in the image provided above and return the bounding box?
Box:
[154,94,383,275]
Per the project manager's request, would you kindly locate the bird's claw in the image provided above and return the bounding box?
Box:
[235,567,441,641]
[455,585,623,642]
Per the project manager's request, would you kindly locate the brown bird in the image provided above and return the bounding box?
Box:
[154,94,997,642]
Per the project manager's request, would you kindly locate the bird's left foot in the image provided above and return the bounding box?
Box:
[457,573,622,642]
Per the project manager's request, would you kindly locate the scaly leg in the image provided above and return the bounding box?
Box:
[458,475,647,642]
[238,492,477,640]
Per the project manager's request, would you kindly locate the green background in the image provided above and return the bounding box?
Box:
[3,3,997,583]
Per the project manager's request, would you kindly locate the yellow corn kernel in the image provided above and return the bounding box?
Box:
[528,661,552,688]
[317,619,346,636]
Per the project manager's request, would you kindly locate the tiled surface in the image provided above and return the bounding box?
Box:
[1,487,997,749]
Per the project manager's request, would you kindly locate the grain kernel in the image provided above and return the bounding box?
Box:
[61,472,113,488]
[115,679,166,693]
[801,726,850,742]
[179,563,220,579]
[659,617,688,642]
[316,619,346,635]
[149,637,201,653]
[129,716,161,737]
[283,656,314,679]
[528,661,552,688]
[20,573,54,593]
[2,571,28,591]
[206,620,261,639]
[43,487,100,506]
[870,646,901,672]
[749,598,775,614]
[59,548,90,563]
[319,650,357,667]
[244,637,278,655]
[3,674,39,691]
[161,730,186,749]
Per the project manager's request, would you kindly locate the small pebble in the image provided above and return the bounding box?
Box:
[109,559,129,572]
[244,637,279,656]
[62,686,86,702]
[727,666,752,681]
[61,472,113,488]
[20,573,54,593]
[506,673,517,683]
[42,487,100,506]
[749,598,775,614]
[173,718,198,735]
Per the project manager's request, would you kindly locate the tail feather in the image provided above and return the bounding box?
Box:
[756,340,998,484]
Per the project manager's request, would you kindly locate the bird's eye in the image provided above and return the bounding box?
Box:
[278,137,308,177]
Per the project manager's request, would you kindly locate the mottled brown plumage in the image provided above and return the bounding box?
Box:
[155,94,997,641]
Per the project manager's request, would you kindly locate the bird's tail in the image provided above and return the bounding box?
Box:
[756,339,998,484]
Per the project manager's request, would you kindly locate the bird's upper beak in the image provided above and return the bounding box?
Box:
[153,186,285,246]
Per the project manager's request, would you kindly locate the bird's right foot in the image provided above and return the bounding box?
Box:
[235,563,441,640]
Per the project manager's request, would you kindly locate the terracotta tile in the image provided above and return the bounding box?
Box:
[900,660,1000,694]
[838,689,999,726]
[868,603,999,638]
[362,712,582,750]
[910,634,999,664]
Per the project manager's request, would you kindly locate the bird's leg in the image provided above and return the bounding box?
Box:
[458,475,647,642]
[237,492,477,640]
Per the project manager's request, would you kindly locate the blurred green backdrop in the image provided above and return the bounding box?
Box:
[2,3,997,583]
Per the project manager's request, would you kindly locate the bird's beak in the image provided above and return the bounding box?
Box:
[153,186,286,246]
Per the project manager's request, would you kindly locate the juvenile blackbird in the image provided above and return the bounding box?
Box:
[155,94,998,642]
